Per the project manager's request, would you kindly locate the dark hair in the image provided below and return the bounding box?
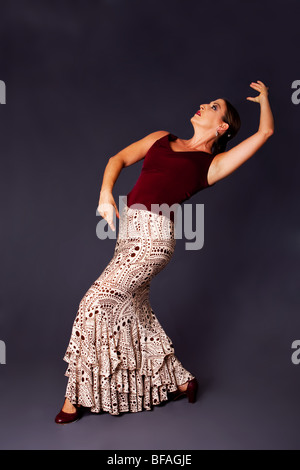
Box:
[212,98,241,155]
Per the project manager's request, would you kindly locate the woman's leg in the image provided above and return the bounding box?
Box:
[62,397,77,413]
[61,205,194,415]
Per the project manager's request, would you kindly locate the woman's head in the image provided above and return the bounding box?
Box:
[192,98,241,155]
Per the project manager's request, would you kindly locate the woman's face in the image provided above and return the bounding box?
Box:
[191,98,229,135]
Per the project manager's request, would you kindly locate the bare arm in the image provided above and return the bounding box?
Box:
[208,81,274,185]
[97,130,169,230]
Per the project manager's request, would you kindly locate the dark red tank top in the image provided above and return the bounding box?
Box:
[126,133,216,221]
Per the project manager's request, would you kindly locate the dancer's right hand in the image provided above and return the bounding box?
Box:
[97,190,120,232]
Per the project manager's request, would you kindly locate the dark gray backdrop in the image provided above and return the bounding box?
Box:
[1,0,300,450]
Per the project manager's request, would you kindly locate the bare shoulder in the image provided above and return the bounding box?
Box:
[207,150,234,185]
[207,130,274,185]
[118,130,170,167]
[142,130,170,146]
[206,155,221,186]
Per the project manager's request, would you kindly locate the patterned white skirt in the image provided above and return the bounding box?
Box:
[63,204,195,415]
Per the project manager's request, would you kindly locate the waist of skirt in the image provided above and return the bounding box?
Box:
[118,204,175,240]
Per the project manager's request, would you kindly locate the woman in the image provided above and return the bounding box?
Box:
[55,80,274,424]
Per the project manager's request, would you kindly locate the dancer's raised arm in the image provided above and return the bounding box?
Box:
[208,81,274,185]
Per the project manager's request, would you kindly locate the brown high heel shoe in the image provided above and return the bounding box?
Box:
[55,404,82,425]
[168,377,198,403]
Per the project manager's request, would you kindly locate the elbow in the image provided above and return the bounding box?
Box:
[265,128,274,139]
[259,129,274,140]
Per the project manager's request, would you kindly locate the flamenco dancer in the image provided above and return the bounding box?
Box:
[55,80,274,424]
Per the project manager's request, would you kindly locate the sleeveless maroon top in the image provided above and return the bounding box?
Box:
[126,133,216,221]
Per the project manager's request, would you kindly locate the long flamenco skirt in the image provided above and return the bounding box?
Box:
[63,204,195,415]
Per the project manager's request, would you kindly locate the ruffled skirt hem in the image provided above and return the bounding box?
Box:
[63,352,195,416]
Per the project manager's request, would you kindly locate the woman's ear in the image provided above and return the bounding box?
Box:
[217,122,229,135]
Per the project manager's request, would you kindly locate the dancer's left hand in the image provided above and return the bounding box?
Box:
[247,80,269,103]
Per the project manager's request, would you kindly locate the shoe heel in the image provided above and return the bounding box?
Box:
[187,378,198,403]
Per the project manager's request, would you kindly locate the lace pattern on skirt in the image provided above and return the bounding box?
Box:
[63,204,195,415]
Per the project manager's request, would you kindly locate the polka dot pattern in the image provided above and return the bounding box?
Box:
[63,205,195,415]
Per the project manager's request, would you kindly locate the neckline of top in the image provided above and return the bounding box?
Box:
[167,133,213,156]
